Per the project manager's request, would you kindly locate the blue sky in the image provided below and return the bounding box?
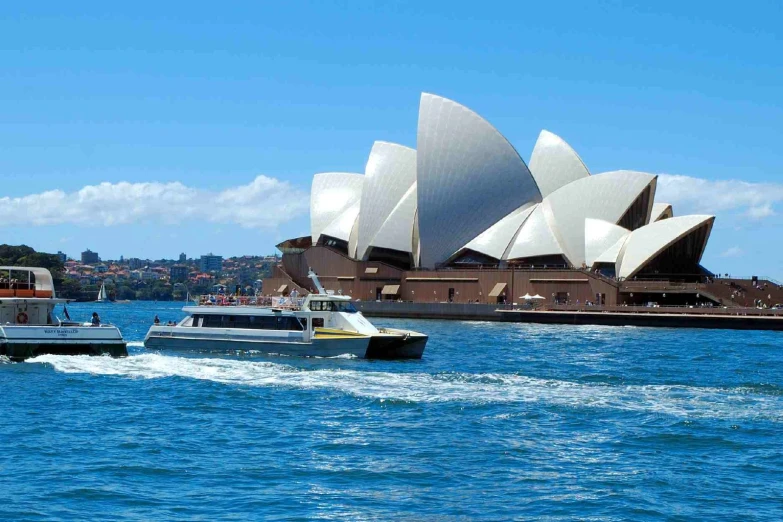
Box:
[1,1,782,278]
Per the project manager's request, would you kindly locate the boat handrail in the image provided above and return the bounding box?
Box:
[0,287,55,298]
[196,294,306,310]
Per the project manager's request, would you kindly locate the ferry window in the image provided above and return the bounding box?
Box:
[334,302,357,313]
[249,316,277,330]
[275,316,303,331]
[191,315,202,327]
[203,315,223,328]
[232,316,251,328]
[312,318,324,328]
[300,318,307,330]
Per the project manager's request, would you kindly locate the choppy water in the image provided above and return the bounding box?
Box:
[2,301,782,520]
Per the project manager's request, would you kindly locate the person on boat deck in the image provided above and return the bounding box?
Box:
[91,312,101,326]
[154,315,160,325]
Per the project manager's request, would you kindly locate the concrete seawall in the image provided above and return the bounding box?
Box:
[354,301,783,331]
[355,301,509,321]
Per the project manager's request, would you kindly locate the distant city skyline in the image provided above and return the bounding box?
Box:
[1,2,782,279]
[59,248,278,264]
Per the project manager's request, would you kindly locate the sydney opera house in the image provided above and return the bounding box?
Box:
[264,93,770,308]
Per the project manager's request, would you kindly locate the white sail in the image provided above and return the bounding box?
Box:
[98,283,108,302]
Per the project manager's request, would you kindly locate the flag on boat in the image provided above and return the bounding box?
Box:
[63,305,71,320]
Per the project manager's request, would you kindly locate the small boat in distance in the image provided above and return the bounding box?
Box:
[96,282,109,302]
[144,270,428,359]
[0,266,127,361]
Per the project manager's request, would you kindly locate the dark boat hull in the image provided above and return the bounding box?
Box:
[365,332,428,359]
[0,342,128,362]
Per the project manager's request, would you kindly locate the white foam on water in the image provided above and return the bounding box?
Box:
[26,353,783,421]
[127,341,145,348]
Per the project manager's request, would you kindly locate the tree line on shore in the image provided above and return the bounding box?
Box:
[0,244,267,301]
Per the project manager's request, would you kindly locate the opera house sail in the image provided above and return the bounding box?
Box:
[268,92,737,308]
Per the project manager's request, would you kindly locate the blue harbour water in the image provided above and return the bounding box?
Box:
[1,301,782,520]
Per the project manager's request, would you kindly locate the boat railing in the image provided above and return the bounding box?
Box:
[197,294,305,310]
[0,285,54,298]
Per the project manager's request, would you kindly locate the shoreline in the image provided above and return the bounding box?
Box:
[354,301,783,331]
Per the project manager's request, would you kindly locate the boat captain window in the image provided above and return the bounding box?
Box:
[333,301,357,313]
[309,300,357,313]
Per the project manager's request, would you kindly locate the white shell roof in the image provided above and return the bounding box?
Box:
[416,93,542,268]
[320,200,361,243]
[462,203,537,260]
[584,218,630,267]
[367,182,418,255]
[310,172,364,243]
[651,202,673,222]
[594,235,630,265]
[356,142,417,259]
[616,214,714,279]
[506,204,563,260]
[528,130,590,198]
[543,170,657,267]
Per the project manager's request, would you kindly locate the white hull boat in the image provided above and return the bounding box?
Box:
[0,267,127,361]
[144,271,427,359]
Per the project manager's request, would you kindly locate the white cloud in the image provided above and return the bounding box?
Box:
[0,176,309,229]
[656,174,783,220]
[719,246,743,258]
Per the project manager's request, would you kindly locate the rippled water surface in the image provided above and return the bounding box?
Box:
[2,301,782,520]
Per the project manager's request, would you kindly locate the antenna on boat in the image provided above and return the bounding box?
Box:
[307,267,326,295]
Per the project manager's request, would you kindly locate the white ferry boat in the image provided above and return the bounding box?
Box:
[144,271,427,359]
[0,267,128,361]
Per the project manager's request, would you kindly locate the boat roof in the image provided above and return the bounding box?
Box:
[183,306,297,316]
[0,266,56,293]
[306,294,352,301]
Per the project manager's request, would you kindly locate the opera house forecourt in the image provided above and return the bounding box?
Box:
[264,93,783,327]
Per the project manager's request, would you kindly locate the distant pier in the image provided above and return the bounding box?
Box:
[354,301,783,331]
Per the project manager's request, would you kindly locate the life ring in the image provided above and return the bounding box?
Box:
[16,312,28,324]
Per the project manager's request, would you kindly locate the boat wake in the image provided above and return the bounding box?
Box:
[26,353,783,421]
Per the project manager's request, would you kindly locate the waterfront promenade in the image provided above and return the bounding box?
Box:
[354,301,783,331]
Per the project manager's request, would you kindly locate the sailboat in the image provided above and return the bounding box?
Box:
[97,282,109,303]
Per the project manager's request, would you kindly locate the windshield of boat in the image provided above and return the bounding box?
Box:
[334,301,357,313]
[309,300,357,313]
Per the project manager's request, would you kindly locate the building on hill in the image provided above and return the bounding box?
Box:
[179,252,187,263]
[199,254,223,273]
[130,269,160,281]
[56,251,67,263]
[170,265,189,283]
[81,249,100,264]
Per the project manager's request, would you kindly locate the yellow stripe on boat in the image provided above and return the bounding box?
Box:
[313,328,369,339]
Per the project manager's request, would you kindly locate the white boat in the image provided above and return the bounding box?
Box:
[0,266,127,361]
[97,282,108,302]
[144,271,428,359]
